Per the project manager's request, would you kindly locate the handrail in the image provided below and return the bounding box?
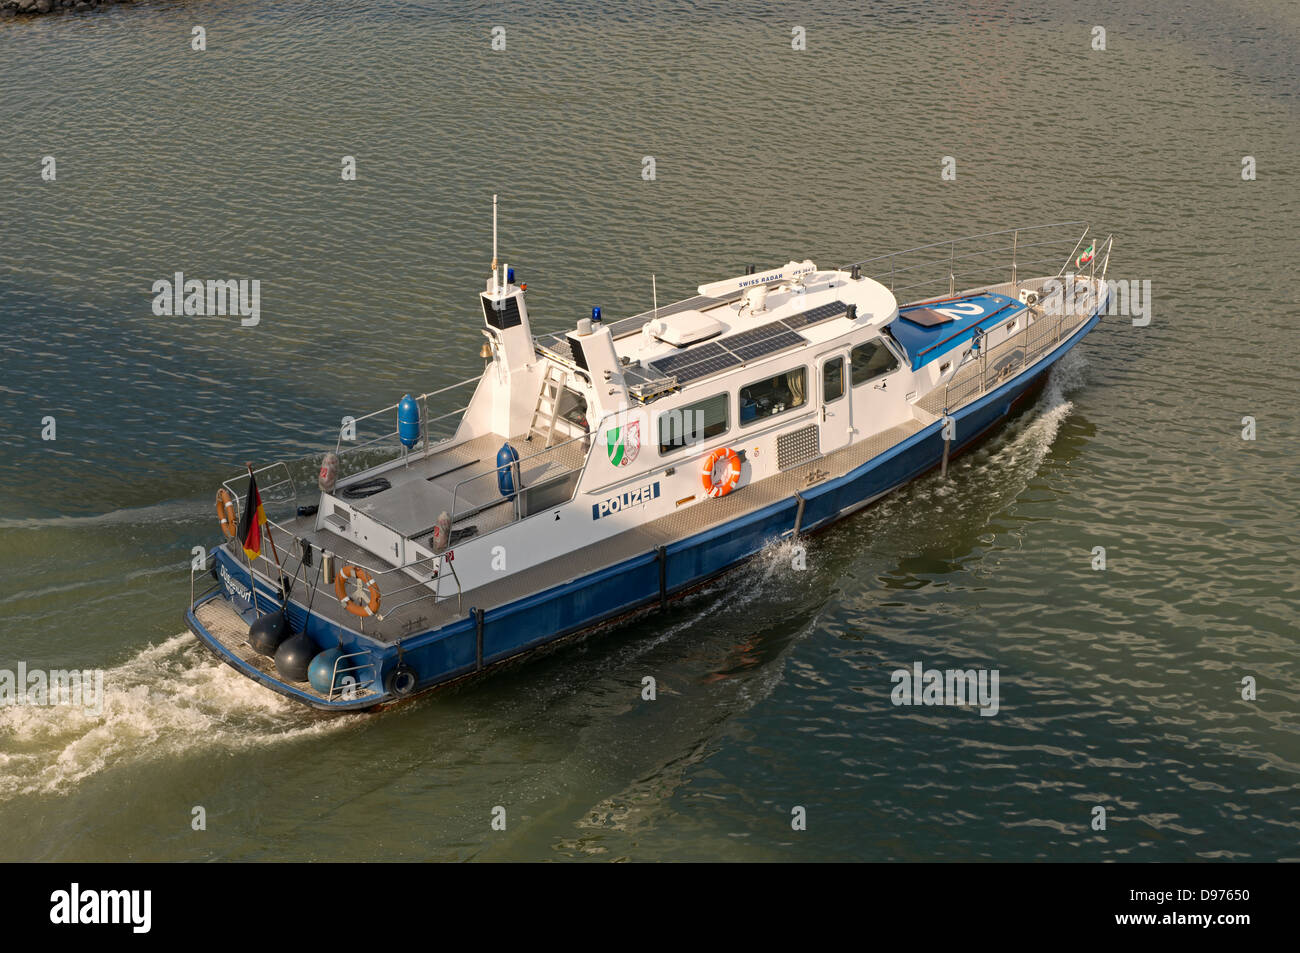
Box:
[333,375,480,461]
[327,650,377,700]
[443,402,666,544]
[236,522,462,616]
[842,221,1089,272]
[841,222,1092,302]
[938,257,1113,414]
[890,253,1071,299]
[1057,227,1091,277]
[221,460,298,509]
[446,412,605,526]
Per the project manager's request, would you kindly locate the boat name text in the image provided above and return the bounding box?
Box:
[219,564,252,603]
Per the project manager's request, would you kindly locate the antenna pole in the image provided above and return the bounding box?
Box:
[491,194,499,293]
[652,274,658,323]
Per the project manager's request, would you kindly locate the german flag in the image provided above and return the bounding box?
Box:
[237,470,266,559]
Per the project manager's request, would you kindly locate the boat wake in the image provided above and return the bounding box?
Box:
[975,347,1088,472]
[905,348,1088,509]
[0,498,214,532]
[0,634,353,800]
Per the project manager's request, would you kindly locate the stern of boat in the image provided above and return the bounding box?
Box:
[187,553,390,712]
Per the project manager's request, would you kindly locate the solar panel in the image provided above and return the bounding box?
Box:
[725,319,792,350]
[781,300,849,330]
[650,340,726,375]
[662,352,742,384]
[643,311,817,388]
[730,329,805,362]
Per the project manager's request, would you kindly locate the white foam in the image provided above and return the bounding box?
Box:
[0,498,212,531]
[0,634,355,799]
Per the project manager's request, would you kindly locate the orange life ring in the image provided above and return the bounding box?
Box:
[700,447,742,498]
[335,565,381,618]
[215,488,238,538]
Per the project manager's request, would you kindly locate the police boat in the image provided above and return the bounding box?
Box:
[187,205,1114,710]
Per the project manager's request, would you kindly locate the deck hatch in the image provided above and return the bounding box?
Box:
[899,307,954,327]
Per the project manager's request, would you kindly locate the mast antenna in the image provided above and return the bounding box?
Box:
[652,274,658,324]
[491,193,499,291]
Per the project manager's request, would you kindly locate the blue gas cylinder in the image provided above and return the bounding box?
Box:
[397,394,420,448]
[496,442,520,498]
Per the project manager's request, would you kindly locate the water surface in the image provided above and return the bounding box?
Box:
[0,0,1296,861]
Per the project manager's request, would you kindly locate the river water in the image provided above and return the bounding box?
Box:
[1,0,1296,861]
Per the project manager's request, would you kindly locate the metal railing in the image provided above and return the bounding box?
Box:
[843,221,1094,303]
[332,375,481,480]
[223,506,463,622]
[445,402,667,540]
[325,649,377,700]
[936,233,1115,414]
[189,557,221,611]
[221,460,299,511]
[190,550,380,699]
[447,422,595,531]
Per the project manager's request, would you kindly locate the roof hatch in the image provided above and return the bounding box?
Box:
[647,311,725,348]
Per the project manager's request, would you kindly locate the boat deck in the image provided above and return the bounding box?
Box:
[915,277,1093,416]
[338,430,586,545]
[234,413,929,644]
[194,596,382,703]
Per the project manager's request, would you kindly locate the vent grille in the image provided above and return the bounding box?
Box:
[777,424,820,470]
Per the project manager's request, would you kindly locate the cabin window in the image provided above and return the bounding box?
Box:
[658,392,729,454]
[555,387,589,430]
[482,295,522,330]
[850,339,899,386]
[739,367,807,426]
[823,357,845,403]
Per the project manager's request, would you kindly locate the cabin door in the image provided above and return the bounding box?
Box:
[818,352,853,453]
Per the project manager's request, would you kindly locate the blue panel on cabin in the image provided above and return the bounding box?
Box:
[887,293,1026,370]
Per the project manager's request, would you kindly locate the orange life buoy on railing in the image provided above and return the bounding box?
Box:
[215,488,238,538]
[701,447,742,498]
[335,565,381,618]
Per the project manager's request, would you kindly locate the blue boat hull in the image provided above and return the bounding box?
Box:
[190,313,1099,710]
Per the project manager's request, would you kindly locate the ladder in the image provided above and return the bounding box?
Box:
[527,364,567,447]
